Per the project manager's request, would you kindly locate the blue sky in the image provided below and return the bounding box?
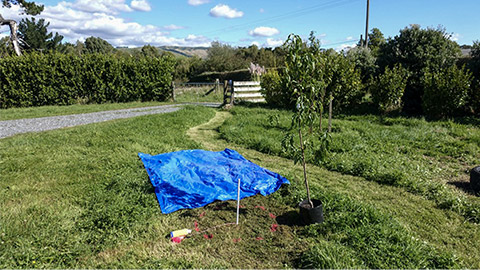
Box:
[0,0,478,49]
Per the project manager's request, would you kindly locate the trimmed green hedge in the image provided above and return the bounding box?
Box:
[0,53,175,108]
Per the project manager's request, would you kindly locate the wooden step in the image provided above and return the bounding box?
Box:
[235,92,264,98]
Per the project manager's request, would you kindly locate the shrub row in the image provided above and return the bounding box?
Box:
[0,52,175,108]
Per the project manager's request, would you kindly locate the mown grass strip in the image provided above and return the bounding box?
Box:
[219,106,480,223]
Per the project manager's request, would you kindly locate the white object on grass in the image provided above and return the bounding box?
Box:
[236,178,241,225]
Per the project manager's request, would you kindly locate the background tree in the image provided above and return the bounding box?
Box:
[367,27,386,56]
[203,41,246,72]
[422,65,472,119]
[84,36,115,54]
[466,41,480,115]
[0,0,44,55]
[18,17,63,52]
[141,44,161,58]
[324,49,363,113]
[370,64,409,114]
[469,41,480,79]
[378,25,461,114]
[346,46,378,83]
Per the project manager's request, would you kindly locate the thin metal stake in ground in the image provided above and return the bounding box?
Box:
[236,178,241,225]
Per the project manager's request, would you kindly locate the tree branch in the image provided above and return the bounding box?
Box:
[0,16,22,56]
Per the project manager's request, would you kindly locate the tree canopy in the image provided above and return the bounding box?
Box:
[378,25,461,114]
[84,36,115,54]
[18,17,63,51]
[1,0,43,15]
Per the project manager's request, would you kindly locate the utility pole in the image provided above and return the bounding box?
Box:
[364,0,370,48]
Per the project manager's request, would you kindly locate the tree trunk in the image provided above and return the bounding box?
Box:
[298,120,313,208]
[0,16,22,56]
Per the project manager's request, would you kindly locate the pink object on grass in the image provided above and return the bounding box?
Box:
[171,236,184,243]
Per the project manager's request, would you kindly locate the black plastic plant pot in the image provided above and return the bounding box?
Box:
[471,166,480,194]
[299,199,324,225]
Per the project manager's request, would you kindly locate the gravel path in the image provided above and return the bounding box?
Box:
[0,103,220,139]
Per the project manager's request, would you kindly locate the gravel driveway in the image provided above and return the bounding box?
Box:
[0,103,220,139]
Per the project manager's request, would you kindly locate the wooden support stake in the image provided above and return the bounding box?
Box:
[328,94,333,133]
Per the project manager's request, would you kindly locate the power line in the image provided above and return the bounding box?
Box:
[324,39,359,47]
[199,0,361,36]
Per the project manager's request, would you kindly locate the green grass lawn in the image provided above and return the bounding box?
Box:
[174,85,224,103]
[219,106,480,222]
[1,104,479,268]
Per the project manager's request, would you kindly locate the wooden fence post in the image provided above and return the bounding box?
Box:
[230,81,235,106]
[215,78,219,93]
[223,80,228,105]
[171,81,176,102]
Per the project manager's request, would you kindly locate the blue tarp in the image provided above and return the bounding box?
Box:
[138,148,290,214]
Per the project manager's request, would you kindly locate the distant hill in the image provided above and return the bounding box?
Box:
[116,46,209,58]
[158,46,209,58]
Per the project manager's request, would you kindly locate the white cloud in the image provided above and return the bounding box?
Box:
[0,1,211,47]
[209,4,244,19]
[73,0,133,14]
[264,38,283,47]
[251,41,260,47]
[130,0,151,12]
[188,0,210,6]
[450,33,461,41]
[335,43,357,52]
[259,8,264,13]
[162,24,185,31]
[249,26,279,37]
[346,36,354,41]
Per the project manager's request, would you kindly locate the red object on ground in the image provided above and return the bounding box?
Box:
[171,236,184,243]
[233,238,242,243]
[194,221,200,232]
[269,213,276,219]
[255,237,264,241]
[203,234,213,239]
[239,205,245,209]
[199,211,206,217]
[255,206,266,210]
[270,224,278,232]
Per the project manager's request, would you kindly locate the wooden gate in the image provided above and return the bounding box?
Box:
[223,81,265,105]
